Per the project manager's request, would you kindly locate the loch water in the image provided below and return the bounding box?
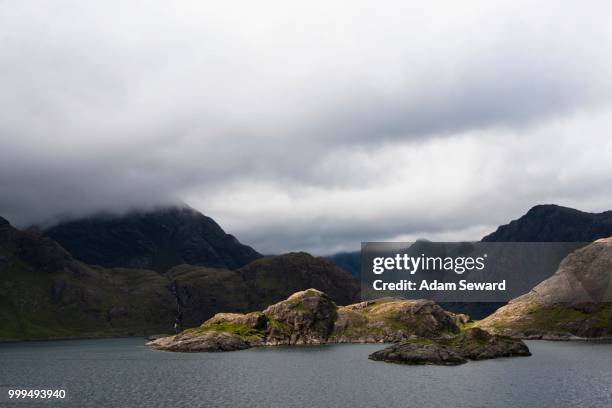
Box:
[0,338,610,408]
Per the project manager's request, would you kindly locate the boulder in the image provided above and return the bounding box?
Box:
[263,289,337,345]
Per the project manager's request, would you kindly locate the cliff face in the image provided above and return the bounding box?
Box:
[477,238,612,339]
[45,206,262,271]
[147,289,465,351]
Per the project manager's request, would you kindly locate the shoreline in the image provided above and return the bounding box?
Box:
[1,334,611,346]
[0,334,165,344]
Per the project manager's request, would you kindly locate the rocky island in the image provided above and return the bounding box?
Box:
[148,289,530,365]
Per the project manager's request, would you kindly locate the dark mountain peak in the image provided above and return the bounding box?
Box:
[483,204,612,242]
[0,216,73,273]
[523,204,597,218]
[17,228,74,272]
[0,216,16,240]
[525,203,568,215]
[44,205,262,271]
[0,216,21,248]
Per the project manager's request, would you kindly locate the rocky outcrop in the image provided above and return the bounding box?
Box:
[148,289,466,352]
[149,291,532,365]
[330,298,461,343]
[477,238,612,340]
[263,290,337,345]
[368,328,530,366]
[150,330,252,352]
[148,289,337,350]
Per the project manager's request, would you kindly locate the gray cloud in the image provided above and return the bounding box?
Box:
[1,1,612,254]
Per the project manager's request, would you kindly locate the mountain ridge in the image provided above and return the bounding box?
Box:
[44,206,262,272]
[483,204,612,242]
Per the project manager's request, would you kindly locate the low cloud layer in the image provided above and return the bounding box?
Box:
[2,1,612,254]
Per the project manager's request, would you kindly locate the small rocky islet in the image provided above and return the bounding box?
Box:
[368,327,530,365]
[147,289,530,365]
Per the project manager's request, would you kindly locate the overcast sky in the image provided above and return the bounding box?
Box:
[2,1,612,254]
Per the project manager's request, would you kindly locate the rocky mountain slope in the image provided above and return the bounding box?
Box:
[477,238,612,339]
[483,204,612,242]
[1,216,360,340]
[0,216,176,340]
[45,206,261,271]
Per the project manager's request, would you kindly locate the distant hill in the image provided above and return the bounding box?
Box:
[482,204,612,242]
[325,251,360,277]
[238,252,360,310]
[325,204,612,319]
[45,206,262,272]
[168,253,360,327]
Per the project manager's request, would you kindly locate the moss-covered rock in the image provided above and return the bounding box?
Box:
[149,289,339,350]
[148,290,467,352]
[330,298,462,343]
[263,289,337,345]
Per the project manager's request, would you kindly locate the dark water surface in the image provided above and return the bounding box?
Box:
[0,338,610,408]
